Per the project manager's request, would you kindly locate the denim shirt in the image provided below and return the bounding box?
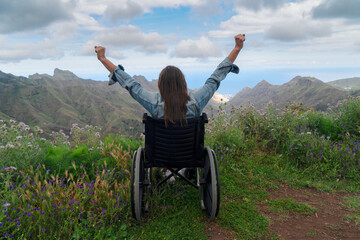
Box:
[108,57,239,119]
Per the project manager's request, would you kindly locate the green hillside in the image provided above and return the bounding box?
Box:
[328,77,360,90]
[0,70,156,135]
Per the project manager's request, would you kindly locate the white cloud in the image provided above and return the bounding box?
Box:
[209,0,331,41]
[82,25,167,56]
[0,41,63,63]
[0,0,73,33]
[104,0,144,22]
[312,0,360,19]
[173,37,222,58]
[0,22,77,62]
[235,0,286,11]
[265,20,332,41]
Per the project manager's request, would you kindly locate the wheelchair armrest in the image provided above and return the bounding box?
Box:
[142,113,148,123]
[202,113,208,123]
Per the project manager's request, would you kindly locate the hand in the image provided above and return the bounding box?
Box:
[234,34,245,51]
[94,46,106,61]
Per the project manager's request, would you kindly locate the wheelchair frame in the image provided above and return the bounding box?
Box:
[130,113,220,221]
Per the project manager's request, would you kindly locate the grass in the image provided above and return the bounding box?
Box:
[266,198,317,215]
[1,97,360,239]
[343,196,360,225]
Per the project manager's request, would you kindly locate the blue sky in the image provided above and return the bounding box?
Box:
[0,0,359,95]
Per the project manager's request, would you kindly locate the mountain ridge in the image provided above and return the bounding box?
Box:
[228,76,358,110]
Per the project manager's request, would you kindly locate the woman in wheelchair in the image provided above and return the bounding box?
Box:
[95,34,245,221]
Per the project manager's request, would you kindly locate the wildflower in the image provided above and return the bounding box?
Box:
[3,202,10,207]
[1,166,17,171]
[5,143,15,149]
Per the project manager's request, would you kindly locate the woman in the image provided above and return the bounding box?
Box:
[95,33,245,125]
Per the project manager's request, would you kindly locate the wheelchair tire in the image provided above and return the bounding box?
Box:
[130,150,137,219]
[200,147,220,220]
[131,147,146,221]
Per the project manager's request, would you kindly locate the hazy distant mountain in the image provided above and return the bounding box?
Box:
[0,69,219,135]
[228,76,353,110]
[327,77,360,91]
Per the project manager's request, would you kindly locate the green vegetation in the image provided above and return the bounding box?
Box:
[266,198,317,215]
[343,196,360,225]
[1,97,359,239]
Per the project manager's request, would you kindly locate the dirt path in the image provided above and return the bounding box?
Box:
[205,221,237,240]
[205,185,360,240]
[259,185,360,240]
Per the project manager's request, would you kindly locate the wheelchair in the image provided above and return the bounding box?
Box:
[131,113,220,221]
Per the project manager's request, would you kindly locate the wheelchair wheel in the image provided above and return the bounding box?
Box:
[131,147,148,221]
[199,147,220,220]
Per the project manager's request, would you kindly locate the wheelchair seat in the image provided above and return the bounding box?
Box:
[131,113,220,221]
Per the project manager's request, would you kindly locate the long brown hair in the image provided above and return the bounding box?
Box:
[158,65,188,126]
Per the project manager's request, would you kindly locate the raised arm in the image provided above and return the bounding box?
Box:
[227,34,245,63]
[95,46,116,72]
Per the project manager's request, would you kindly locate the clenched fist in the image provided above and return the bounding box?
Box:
[94,46,106,61]
[234,34,245,51]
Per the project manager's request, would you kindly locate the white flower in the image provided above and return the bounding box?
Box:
[5,143,14,148]
[16,136,23,140]
[35,126,44,134]
[3,202,11,207]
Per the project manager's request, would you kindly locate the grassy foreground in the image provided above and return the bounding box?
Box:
[1,97,359,239]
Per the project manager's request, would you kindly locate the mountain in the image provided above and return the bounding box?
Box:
[228,76,352,110]
[0,69,220,135]
[327,77,360,91]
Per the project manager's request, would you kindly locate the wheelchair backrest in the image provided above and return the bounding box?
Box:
[142,113,208,168]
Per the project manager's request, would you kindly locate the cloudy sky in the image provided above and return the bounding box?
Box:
[0,0,359,95]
